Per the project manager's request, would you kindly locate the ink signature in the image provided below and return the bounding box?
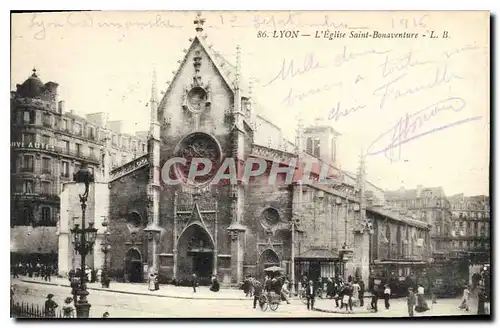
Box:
[366,97,482,161]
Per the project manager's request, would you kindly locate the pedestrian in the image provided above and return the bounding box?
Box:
[407,288,416,317]
[44,294,58,318]
[306,280,315,310]
[342,283,353,313]
[352,280,361,307]
[62,297,76,318]
[383,284,391,310]
[210,275,220,292]
[248,275,255,297]
[85,266,92,283]
[359,278,365,307]
[326,277,334,298]
[148,271,156,291]
[192,273,198,293]
[154,272,159,290]
[253,280,263,309]
[45,265,52,282]
[10,285,15,308]
[264,275,272,293]
[477,287,487,315]
[91,268,97,283]
[459,285,470,311]
[281,278,291,304]
[12,264,19,279]
[370,287,379,312]
[70,275,79,305]
[415,283,429,313]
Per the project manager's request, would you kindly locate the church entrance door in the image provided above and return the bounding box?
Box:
[125,248,143,283]
[177,224,214,283]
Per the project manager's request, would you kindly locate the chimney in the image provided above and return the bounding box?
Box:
[58,100,65,114]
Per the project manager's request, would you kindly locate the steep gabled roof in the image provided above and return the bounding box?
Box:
[159,35,244,110]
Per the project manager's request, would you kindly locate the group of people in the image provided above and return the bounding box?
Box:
[244,274,291,309]
[43,293,110,318]
[12,261,56,281]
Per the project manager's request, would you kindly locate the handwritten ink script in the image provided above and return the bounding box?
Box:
[373,64,463,110]
[29,12,182,40]
[366,97,482,161]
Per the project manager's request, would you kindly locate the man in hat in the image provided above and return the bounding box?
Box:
[306,280,316,310]
[406,288,416,317]
[44,294,58,318]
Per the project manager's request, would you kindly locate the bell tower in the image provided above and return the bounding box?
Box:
[302,117,340,164]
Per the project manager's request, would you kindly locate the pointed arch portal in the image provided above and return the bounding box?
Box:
[258,249,280,279]
[176,224,215,282]
[125,248,143,283]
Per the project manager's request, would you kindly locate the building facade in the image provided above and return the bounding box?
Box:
[384,186,453,254]
[10,69,147,265]
[447,194,490,261]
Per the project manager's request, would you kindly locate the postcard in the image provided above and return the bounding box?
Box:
[10,10,490,319]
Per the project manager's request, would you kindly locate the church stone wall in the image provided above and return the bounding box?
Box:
[108,167,149,280]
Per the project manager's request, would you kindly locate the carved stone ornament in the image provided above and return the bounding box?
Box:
[173,132,222,185]
[228,230,239,241]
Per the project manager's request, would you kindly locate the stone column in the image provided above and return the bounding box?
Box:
[228,228,245,284]
[353,231,371,287]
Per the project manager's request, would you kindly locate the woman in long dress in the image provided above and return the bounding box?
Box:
[148,272,156,291]
[415,284,430,313]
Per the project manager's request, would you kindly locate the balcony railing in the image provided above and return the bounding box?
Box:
[12,192,60,202]
[53,146,100,163]
[20,167,34,173]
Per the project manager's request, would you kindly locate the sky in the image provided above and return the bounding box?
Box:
[11,11,490,196]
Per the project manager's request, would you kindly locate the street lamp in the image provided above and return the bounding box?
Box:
[100,217,111,288]
[70,162,97,318]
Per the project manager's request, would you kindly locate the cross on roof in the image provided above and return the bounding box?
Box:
[194,12,206,33]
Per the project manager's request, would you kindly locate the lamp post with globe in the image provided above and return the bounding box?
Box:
[70,162,98,318]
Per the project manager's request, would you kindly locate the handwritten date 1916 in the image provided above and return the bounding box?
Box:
[366,97,482,161]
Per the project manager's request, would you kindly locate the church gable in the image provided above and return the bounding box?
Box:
[158,36,235,138]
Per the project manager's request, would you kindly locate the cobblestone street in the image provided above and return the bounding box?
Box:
[11,278,486,318]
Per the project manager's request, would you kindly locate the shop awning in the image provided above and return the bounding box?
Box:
[372,260,428,265]
[296,248,339,260]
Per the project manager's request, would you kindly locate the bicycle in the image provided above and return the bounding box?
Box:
[259,292,280,311]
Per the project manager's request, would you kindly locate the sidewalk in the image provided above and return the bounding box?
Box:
[313,298,372,314]
[15,277,249,301]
